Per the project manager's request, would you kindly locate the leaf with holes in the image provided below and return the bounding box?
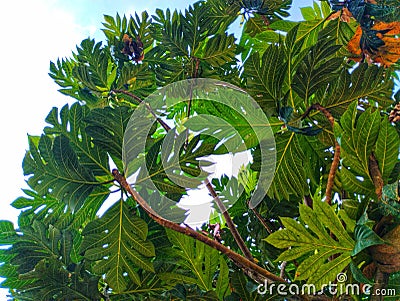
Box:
[44,103,110,178]
[23,134,99,211]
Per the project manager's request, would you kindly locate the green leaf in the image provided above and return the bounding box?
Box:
[115,63,156,98]
[258,132,308,200]
[85,106,133,170]
[265,200,355,289]
[49,58,80,101]
[349,261,374,285]
[205,0,239,35]
[80,199,155,292]
[336,101,382,196]
[0,221,16,244]
[230,271,251,301]
[243,44,287,112]
[8,220,75,276]
[44,103,111,177]
[318,15,357,55]
[166,229,224,292]
[199,34,236,67]
[292,39,342,103]
[342,199,360,220]
[18,257,101,301]
[321,64,393,116]
[73,38,115,93]
[295,2,331,47]
[23,134,99,211]
[375,118,399,184]
[216,257,229,300]
[102,13,127,40]
[352,224,385,256]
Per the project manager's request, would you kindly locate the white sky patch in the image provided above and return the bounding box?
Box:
[0,2,96,298]
[0,0,93,225]
[178,150,252,227]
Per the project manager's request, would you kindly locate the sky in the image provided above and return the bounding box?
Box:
[0,0,313,298]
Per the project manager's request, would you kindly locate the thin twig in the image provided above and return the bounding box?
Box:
[111,89,254,261]
[280,261,287,280]
[205,179,254,260]
[250,206,273,234]
[302,103,339,205]
[112,169,282,284]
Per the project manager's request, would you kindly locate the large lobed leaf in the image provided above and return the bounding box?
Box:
[23,134,99,211]
[85,105,133,170]
[335,101,399,196]
[0,219,99,301]
[292,38,342,104]
[320,63,394,117]
[80,199,155,293]
[160,229,228,294]
[44,103,111,177]
[243,43,287,112]
[265,200,355,289]
[252,132,308,200]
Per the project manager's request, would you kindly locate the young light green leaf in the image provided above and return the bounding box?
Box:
[265,201,355,289]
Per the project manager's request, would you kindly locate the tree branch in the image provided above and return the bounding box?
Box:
[249,205,273,234]
[111,89,254,261]
[369,152,383,199]
[302,103,340,205]
[368,152,389,299]
[112,169,282,284]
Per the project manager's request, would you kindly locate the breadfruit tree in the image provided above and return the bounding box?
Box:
[1,0,399,300]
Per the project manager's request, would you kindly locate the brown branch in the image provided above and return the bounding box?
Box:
[249,205,273,234]
[111,89,254,261]
[302,103,339,205]
[280,261,287,280]
[205,179,254,261]
[112,169,283,284]
[368,153,388,299]
[303,195,313,208]
[369,153,383,199]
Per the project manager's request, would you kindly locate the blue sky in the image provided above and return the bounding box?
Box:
[0,0,313,298]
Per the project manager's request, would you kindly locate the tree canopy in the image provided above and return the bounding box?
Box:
[1,0,400,300]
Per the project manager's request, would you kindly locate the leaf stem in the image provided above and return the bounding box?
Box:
[249,204,273,234]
